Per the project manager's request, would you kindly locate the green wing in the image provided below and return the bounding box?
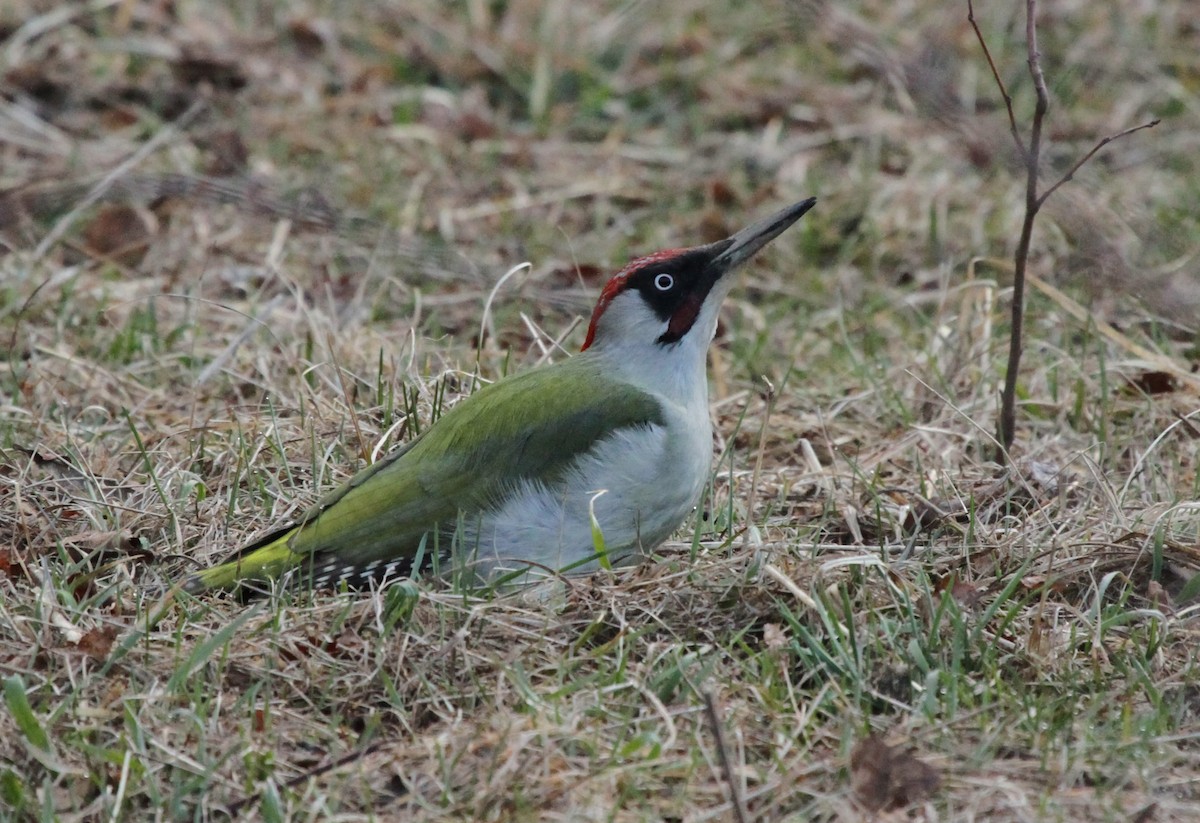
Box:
[189,354,664,590]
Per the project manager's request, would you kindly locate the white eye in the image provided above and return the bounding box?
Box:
[654,273,674,291]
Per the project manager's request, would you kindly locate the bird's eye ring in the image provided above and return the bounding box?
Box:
[654,273,674,291]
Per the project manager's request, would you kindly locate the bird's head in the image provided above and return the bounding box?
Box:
[581,198,816,354]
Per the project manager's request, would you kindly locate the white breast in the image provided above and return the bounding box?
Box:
[459,400,712,581]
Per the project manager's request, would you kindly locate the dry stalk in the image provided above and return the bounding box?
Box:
[703,689,749,823]
[742,376,777,549]
[327,331,371,463]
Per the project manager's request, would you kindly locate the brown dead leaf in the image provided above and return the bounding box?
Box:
[1017,573,1067,595]
[173,48,248,91]
[1127,371,1176,396]
[951,579,983,609]
[1027,611,1051,658]
[706,177,738,208]
[81,204,154,264]
[99,104,141,130]
[850,735,892,812]
[850,734,941,812]
[287,18,336,56]
[76,626,118,661]
[935,573,982,608]
[200,129,250,176]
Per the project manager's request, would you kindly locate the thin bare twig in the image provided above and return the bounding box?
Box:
[996,0,1051,461]
[1025,0,1050,124]
[703,689,749,823]
[1037,119,1161,206]
[966,0,1025,160]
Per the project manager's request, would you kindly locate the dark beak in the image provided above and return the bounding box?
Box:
[707,197,817,275]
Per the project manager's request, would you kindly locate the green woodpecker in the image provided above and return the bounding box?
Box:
[185,198,815,593]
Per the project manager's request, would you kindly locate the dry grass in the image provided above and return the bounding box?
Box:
[2,0,1199,820]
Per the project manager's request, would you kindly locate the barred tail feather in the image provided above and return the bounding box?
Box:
[185,525,430,594]
[303,555,421,590]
